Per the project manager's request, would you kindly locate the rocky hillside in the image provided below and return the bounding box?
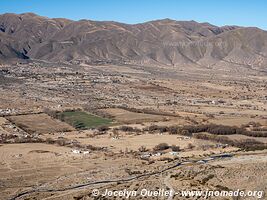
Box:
[0,13,267,70]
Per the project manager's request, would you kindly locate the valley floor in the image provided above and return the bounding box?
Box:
[0,61,266,199]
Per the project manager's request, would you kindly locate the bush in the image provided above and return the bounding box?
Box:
[97,125,110,132]
[187,143,195,149]
[119,126,134,132]
[143,125,170,133]
[153,143,169,151]
[45,138,55,144]
[170,145,181,152]
[138,145,148,152]
[119,126,141,132]
[158,126,168,133]
[194,133,267,151]
[251,127,267,131]
[180,124,246,135]
[141,123,265,138]
[168,126,180,134]
[147,125,160,132]
[86,144,104,151]
[244,131,267,137]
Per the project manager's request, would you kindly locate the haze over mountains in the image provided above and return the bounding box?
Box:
[0,13,267,70]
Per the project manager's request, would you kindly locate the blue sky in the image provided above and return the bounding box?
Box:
[0,0,266,30]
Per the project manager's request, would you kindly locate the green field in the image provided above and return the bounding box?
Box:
[58,111,112,129]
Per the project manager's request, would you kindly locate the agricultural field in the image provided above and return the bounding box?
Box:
[7,113,74,134]
[56,111,113,129]
[100,108,166,124]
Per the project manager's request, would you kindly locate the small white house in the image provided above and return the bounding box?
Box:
[83,151,90,155]
[169,151,179,156]
[71,149,81,154]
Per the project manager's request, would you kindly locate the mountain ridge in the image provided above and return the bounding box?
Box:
[0,13,266,71]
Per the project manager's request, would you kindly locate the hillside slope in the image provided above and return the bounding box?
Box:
[0,13,267,70]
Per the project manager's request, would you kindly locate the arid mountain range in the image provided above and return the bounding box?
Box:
[0,13,267,70]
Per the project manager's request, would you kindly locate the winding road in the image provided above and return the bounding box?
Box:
[9,153,233,200]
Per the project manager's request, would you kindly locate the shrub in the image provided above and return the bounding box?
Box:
[168,126,180,134]
[120,126,134,132]
[147,125,160,132]
[86,144,104,151]
[45,138,55,144]
[158,126,168,133]
[97,125,110,132]
[194,133,267,151]
[181,124,246,135]
[143,125,169,133]
[170,145,181,152]
[153,143,169,151]
[138,145,148,152]
[119,126,141,132]
[251,127,267,131]
[187,143,195,149]
[244,131,267,137]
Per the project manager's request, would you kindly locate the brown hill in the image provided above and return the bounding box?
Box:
[0,13,266,70]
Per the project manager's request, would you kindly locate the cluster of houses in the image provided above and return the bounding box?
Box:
[140,152,162,159]
[0,108,17,116]
[177,136,191,140]
[190,99,226,105]
[140,151,179,159]
[71,149,90,155]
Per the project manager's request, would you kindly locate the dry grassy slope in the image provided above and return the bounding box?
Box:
[1,13,267,70]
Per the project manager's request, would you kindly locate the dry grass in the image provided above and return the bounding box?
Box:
[100,108,165,124]
[7,113,74,134]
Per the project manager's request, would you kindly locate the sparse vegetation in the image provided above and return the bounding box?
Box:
[194,133,267,151]
[138,145,149,152]
[187,143,195,149]
[143,124,267,138]
[153,143,169,151]
[97,125,110,132]
[0,133,44,144]
[118,126,141,132]
[170,145,181,152]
